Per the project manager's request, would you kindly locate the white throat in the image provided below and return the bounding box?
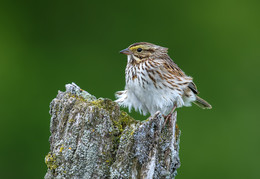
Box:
[127,55,131,63]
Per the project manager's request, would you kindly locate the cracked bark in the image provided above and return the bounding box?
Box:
[45,83,181,179]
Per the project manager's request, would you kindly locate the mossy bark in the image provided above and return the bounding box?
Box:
[45,83,181,179]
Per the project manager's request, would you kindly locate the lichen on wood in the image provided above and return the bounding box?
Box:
[45,83,181,179]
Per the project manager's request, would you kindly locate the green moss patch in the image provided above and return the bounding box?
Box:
[45,153,58,170]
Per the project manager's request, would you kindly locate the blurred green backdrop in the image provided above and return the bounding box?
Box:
[1,0,260,178]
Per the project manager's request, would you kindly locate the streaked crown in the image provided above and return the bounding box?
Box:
[120,42,168,59]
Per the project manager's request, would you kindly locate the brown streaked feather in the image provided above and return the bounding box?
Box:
[157,54,186,77]
[165,58,185,77]
[188,82,199,94]
[148,73,156,83]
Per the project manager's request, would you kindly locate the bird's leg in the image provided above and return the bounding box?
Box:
[163,103,177,126]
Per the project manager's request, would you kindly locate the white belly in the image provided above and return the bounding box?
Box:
[124,64,184,115]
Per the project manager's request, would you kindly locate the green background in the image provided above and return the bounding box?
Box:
[1,0,259,178]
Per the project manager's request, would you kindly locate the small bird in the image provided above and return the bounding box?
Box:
[115,42,212,117]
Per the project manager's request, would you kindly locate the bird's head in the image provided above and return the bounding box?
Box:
[120,42,168,60]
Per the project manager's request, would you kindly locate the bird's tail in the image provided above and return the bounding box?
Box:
[193,96,212,109]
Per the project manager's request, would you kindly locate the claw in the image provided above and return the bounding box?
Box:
[163,103,177,127]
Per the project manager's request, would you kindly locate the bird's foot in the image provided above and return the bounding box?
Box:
[163,104,177,127]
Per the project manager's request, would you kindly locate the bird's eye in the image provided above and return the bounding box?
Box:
[137,48,142,52]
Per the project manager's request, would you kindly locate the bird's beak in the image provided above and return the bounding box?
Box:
[120,48,132,55]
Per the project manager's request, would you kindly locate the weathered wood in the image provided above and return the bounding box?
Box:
[45,83,181,179]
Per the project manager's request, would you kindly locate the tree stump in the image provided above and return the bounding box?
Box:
[45,83,181,179]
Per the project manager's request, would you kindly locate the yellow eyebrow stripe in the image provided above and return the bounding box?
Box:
[129,45,145,51]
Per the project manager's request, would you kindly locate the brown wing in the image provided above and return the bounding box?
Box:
[156,54,186,77]
[158,54,199,94]
[188,82,199,94]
